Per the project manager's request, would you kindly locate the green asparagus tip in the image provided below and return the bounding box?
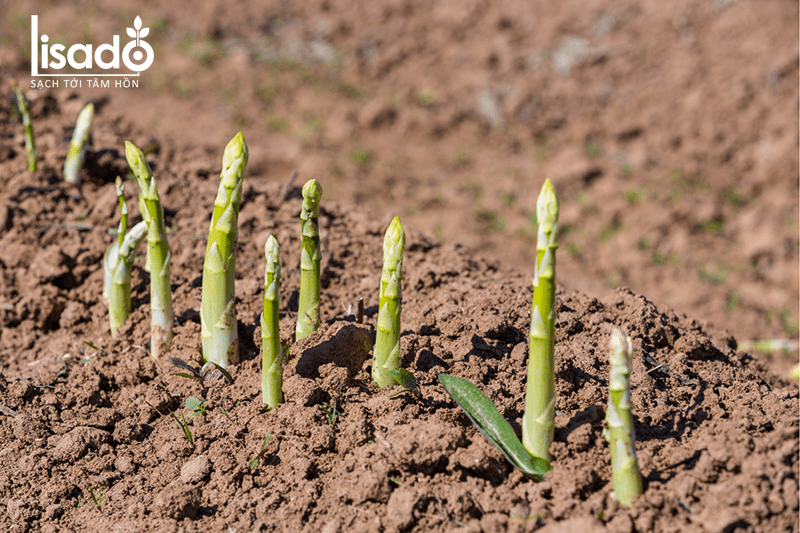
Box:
[385,216,405,260]
[124,141,152,183]
[302,179,323,208]
[115,176,124,195]
[265,235,280,274]
[77,103,94,127]
[222,132,249,188]
[536,178,558,238]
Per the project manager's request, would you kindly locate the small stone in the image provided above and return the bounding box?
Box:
[181,454,212,484]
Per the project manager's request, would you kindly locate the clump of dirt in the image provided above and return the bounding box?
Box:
[0,87,796,533]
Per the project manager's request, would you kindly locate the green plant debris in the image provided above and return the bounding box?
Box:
[185,396,207,417]
[698,264,727,284]
[353,148,370,166]
[388,369,422,399]
[624,189,645,204]
[170,410,194,445]
[438,374,550,479]
[417,88,435,106]
[701,219,724,235]
[249,432,273,471]
[726,291,741,310]
[585,141,603,157]
[266,114,290,132]
[738,339,799,355]
[88,486,101,510]
[320,399,339,427]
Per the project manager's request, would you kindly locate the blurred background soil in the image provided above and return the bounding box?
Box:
[1,0,798,372]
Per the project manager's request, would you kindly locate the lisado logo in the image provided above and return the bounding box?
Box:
[31,15,153,77]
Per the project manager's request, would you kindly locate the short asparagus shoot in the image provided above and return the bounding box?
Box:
[125,141,173,359]
[201,132,248,368]
[296,179,323,341]
[522,178,559,462]
[63,103,94,183]
[605,329,643,506]
[261,235,284,407]
[10,80,37,171]
[107,220,147,335]
[372,216,406,388]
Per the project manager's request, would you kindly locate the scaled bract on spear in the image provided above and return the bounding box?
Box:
[201,132,248,369]
[522,178,559,462]
[125,140,173,359]
[372,216,405,388]
[63,103,94,184]
[296,179,323,341]
[261,235,284,407]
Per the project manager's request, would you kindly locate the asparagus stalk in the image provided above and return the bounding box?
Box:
[125,141,173,359]
[9,81,37,171]
[108,220,147,334]
[522,178,559,461]
[295,179,323,341]
[261,235,283,407]
[201,132,248,368]
[103,177,130,301]
[372,216,406,388]
[605,329,643,506]
[63,103,94,183]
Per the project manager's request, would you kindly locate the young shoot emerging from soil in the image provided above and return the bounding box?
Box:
[125,141,174,358]
[261,235,284,407]
[604,329,643,506]
[9,80,37,171]
[372,216,406,387]
[63,103,94,184]
[201,132,249,368]
[296,179,323,341]
[522,178,559,462]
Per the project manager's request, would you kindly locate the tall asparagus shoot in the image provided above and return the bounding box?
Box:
[10,81,37,171]
[63,103,94,183]
[201,132,248,368]
[605,329,643,506]
[261,236,283,407]
[125,141,173,359]
[372,216,406,388]
[295,179,323,341]
[522,178,559,462]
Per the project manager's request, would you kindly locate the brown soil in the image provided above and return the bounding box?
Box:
[0,1,798,531]
[0,87,796,533]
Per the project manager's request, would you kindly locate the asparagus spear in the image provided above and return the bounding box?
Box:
[261,235,283,407]
[295,179,323,341]
[63,103,94,183]
[201,132,248,368]
[103,177,130,301]
[372,216,406,388]
[108,220,147,335]
[522,178,559,462]
[125,141,173,359]
[9,80,37,171]
[605,329,643,506]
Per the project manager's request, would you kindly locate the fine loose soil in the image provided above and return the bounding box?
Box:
[0,86,797,532]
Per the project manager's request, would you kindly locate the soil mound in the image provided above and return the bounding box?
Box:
[0,87,796,532]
